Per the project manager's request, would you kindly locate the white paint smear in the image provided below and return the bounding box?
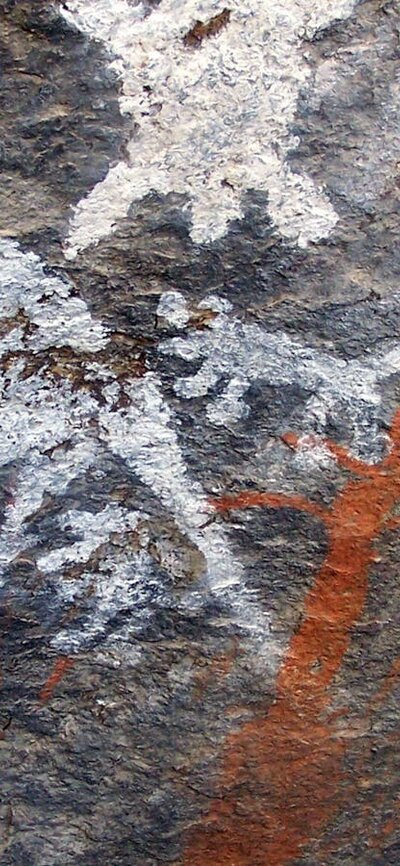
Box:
[0,239,107,579]
[4,240,400,661]
[0,241,268,647]
[0,238,108,351]
[1,240,399,660]
[99,372,270,635]
[60,0,357,256]
[0,441,100,580]
[37,504,141,574]
[288,434,338,473]
[51,549,167,652]
[159,291,400,459]
[99,373,242,592]
[157,290,190,328]
[0,371,98,466]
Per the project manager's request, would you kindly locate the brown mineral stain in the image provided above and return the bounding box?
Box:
[1,338,146,391]
[183,9,231,47]
[183,410,400,866]
[188,308,219,330]
[39,656,74,703]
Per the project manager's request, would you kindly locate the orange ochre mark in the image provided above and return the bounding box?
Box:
[39,656,74,703]
[184,410,400,866]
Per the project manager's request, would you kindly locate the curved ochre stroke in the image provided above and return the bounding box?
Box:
[183,410,400,866]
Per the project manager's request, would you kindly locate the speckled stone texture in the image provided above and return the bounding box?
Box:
[0,1,400,864]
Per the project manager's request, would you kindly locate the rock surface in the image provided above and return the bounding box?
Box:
[0,1,400,864]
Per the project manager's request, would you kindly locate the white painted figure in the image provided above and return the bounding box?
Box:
[1,240,400,658]
[60,0,357,257]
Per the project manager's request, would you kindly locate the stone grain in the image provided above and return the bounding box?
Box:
[0,1,400,865]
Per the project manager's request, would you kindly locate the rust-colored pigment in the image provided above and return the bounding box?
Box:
[39,656,74,703]
[183,410,400,866]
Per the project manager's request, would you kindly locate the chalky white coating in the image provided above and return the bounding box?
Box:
[99,372,270,634]
[0,442,101,580]
[157,291,191,328]
[60,0,357,257]
[2,240,400,659]
[51,549,169,652]
[0,241,269,647]
[37,505,141,574]
[160,292,400,459]
[0,239,108,351]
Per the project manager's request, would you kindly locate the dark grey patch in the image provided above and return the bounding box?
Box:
[61,189,298,315]
[223,506,327,630]
[245,291,400,358]
[0,0,129,246]
[0,624,275,866]
[0,843,35,866]
[288,0,400,301]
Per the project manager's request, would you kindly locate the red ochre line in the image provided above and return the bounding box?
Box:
[210,489,329,523]
[184,410,400,866]
[39,656,74,703]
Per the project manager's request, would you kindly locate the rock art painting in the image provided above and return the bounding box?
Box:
[1,1,400,865]
[185,416,400,865]
[59,0,356,255]
[159,291,400,457]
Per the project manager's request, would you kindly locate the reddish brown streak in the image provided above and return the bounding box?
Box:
[183,410,400,866]
[183,9,231,47]
[39,656,74,703]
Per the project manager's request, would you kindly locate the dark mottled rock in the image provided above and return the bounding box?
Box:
[1,1,400,864]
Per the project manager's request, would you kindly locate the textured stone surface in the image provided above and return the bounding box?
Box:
[0,1,400,864]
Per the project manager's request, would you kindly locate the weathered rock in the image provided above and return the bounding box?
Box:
[0,1,400,864]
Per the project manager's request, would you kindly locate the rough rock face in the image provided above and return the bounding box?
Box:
[0,1,400,864]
